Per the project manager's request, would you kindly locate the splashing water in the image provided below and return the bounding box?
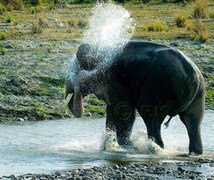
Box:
[82,3,134,65]
[67,3,134,82]
[83,3,134,48]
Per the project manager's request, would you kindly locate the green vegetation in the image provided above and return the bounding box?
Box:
[84,95,106,116]
[0,32,7,40]
[0,3,6,14]
[147,20,168,32]
[0,0,213,121]
[4,14,13,23]
[206,90,214,109]
[0,44,5,55]
[191,21,209,43]
[175,15,187,28]
[193,0,206,19]
[0,0,213,40]
[2,0,24,11]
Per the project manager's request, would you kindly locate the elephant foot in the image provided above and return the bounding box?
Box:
[189,147,203,156]
[104,132,127,152]
[117,138,132,146]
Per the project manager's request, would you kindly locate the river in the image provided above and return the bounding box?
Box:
[0,110,213,176]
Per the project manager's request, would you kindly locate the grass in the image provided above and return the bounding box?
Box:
[191,20,209,43]
[128,0,213,40]
[0,0,213,119]
[0,1,212,40]
[193,0,207,19]
[83,94,106,116]
[175,15,187,28]
[0,32,7,40]
[206,90,214,109]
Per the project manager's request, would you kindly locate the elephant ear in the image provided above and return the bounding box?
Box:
[67,85,84,118]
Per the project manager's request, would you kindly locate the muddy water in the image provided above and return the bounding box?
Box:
[0,110,213,176]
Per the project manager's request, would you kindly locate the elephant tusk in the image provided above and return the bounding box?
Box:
[65,93,73,108]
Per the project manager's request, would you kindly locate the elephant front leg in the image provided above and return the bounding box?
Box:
[145,120,164,149]
[139,105,166,149]
[106,104,136,146]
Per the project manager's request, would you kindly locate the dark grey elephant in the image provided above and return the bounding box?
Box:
[66,40,205,155]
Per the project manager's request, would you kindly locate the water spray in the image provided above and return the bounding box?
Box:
[82,3,135,66]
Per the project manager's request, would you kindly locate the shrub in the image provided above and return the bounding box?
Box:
[173,0,196,2]
[209,11,214,19]
[32,22,42,34]
[31,7,41,14]
[0,32,7,40]
[147,20,168,32]
[0,4,6,15]
[193,0,206,19]
[31,0,41,6]
[175,15,187,28]
[24,0,41,6]
[4,0,24,10]
[142,0,150,3]
[0,43,5,55]
[5,15,13,23]
[0,47,5,55]
[191,21,209,43]
[6,3,13,11]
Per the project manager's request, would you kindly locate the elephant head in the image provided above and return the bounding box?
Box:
[65,44,105,118]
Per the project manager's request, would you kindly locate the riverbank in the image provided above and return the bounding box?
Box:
[1,159,213,180]
[0,2,213,122]
[0,38,213,122]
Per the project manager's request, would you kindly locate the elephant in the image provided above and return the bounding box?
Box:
[66,40,205,155]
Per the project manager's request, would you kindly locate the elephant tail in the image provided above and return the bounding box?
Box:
[164,116,173,128]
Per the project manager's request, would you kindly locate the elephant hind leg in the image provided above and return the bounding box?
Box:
[179,95,205,155]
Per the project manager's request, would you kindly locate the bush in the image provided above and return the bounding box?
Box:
[31,6,42,14]
[173,0,196,2]
[32,22,42,34]
[30,0,41,6]
[24,0,41,6]
[5,15,13,23]
[0,47,5,55]
[0,32,7,40]
[193,0,206,19]
[147,20,168,32]
[191,21,209,43]
[4,0,24,10]
[209,11,214,19]
[0,42,5,55]
[175,15,187,28]
[142,0,150,3]
[0,4,6,15]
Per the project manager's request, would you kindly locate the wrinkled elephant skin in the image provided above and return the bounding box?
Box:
[66,40,205,155]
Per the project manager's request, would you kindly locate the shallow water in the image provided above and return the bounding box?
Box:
[0,111,213,176]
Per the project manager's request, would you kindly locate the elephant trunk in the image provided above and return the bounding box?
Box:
[65,79,83,118]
